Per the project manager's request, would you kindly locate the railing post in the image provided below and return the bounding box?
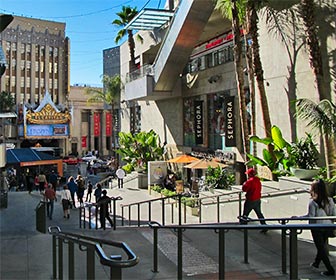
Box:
[58,238,63,280]
[289,228,298,280]
[88,205,92,229]
[218,229,225,280]
[152,227,158,273]
[128,205,131,226]
[217,196,220,223]
[177,228,183,279]
[95,205,98,230]
[244,229,248,264]
[121,206,124,226]
[137,203,141,227]
[178,195,182,226]
[68,241,75,280]
[112,198,117,230]
[110,256,122,280]
[148,201,151,222]
[281,221,287,274]
[238,192,242,218]
[52,235,57,279]
[79,207,82,228]
[171,201,174,224]
[198,200,202,224]
[161,198,165,226]
[87,244,95,279]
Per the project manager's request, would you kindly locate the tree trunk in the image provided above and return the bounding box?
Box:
[232,0,250,158]
[128,30,136,71]
[300,0,328,101]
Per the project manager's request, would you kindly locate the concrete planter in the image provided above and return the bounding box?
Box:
[290,167,319,180]
[131,172,149,189]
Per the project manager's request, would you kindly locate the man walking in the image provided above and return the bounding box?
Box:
[241,168,267,233]
[97,190,113,229]
[44,183,57,220]
[116,166,126,189]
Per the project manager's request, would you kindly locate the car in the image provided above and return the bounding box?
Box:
[62,156,80,165]
[81,153,97,162]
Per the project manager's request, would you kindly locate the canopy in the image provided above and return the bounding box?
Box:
[167,154,198,163]
[6,148,63,176]
[184,158,228,169]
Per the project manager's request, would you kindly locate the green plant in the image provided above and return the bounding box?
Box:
[0,91,15,112]
[246,125,293,176]
[290,133,319,169]
[161,188,176,197]
[117,130,164,173]
[205,166,235,190]
[151,185,162,193]
[181,196,198,208]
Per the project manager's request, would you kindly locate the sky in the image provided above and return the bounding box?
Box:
[1,0,166,87]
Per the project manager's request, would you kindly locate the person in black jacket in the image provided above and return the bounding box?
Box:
[97,190,113,229]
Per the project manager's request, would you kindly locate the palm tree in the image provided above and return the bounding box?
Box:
[299,0,329,101]
[0,91,15,112]
[296,98,336,177]
[86,75,122,153]
[112,6,142,71]
[215,0,250,158]
[245,0,272,138]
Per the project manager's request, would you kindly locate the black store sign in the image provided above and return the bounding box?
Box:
[194,100,203,145]
[224,96,236,147]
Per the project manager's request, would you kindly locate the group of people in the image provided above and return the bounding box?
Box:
[242,168,335,277]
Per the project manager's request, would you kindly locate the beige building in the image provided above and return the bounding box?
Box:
[116,0,335,168]
[68,85,113,157]
[0,15,70,151]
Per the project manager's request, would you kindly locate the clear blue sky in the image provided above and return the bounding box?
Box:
[1,0,165,87]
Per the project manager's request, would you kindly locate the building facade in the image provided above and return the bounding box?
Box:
[114,0,335,168]
[0,15,70,152]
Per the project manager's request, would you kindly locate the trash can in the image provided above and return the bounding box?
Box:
[0,189,8,208]
[36,201,46,233]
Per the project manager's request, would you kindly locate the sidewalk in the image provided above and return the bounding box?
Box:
[1,182,335,279]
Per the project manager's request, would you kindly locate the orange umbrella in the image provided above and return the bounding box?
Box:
[167,154,198,163]
[184,158,228,169]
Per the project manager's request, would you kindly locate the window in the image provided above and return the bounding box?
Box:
[130,106,141,134]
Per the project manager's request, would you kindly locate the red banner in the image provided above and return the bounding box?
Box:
[81,136,87,148]
[106,112,112,136]
[94,112,100,136]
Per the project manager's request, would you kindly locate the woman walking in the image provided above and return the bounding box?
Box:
[60,185,72,219]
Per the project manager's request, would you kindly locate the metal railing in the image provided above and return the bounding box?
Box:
[119,188,309,226]
[149,217,336,280]
[48,226,139,280]
[79,196,123,230]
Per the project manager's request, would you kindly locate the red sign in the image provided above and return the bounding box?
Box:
[94,113,100,136]
[106,112,112,136]
[81,136,87,148]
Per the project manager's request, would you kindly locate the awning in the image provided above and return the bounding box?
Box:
[125,8,174,30]
[6,148,63,176]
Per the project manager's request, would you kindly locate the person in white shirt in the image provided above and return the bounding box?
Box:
[60,185,72,219]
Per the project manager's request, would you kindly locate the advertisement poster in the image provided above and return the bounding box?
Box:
[94,112,100,136]
[106,112,112,136]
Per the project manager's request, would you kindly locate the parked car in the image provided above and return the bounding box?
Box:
[81,153,97,162]
[63,156,80,165]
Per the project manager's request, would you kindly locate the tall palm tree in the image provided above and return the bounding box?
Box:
[245,0,272,138]
[112,6,142,71]
[86,75,122,153]
[296,98,336,177]
[215,0,250,158]
[299,0,329,101]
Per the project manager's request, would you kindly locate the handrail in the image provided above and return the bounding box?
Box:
[48,226,139,279]
[148,219,336,280]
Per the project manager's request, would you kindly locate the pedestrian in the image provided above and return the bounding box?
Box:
[294,179,335,277]
[38,171,47,193]
[60,185,72,219]
[44,183,57,220]
[116,166,126,189]
[34,173,39,191]
[94,183,102,203]
[86,180,93,202]
[48,170,59,192]
[67,176,78,208]
[241,168,267,233]
[75,175,85,205]
[97,190,113,229]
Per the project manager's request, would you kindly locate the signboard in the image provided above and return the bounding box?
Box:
[81,136,87,148]
[194,100,203,145]
[106,112,112,136]
[94,112,100,136]
[148,161,167,185]
[224,96,236,147]
[25,124,69,137]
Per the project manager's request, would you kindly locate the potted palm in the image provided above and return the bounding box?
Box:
[289,133,320,180]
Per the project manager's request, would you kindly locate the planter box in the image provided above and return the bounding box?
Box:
[290,168,319,180]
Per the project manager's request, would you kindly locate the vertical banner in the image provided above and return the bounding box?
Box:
[194,100,203,145]
[93,112,100,136]
[224,96,236,147]
[106,112,112,136]
[81,136,87,148]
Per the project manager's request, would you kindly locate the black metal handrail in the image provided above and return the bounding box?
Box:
[148,217,336,280]
[120,188,309,226]
[79,196,123,231]
[48,226,139,280]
